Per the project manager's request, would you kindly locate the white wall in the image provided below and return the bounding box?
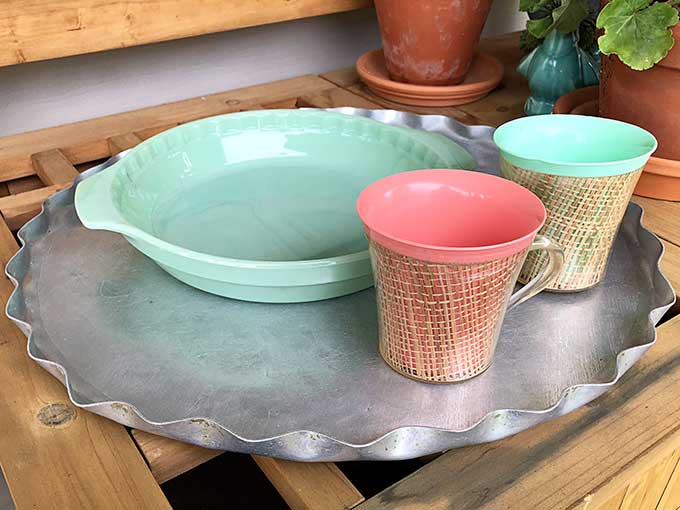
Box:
[0,3,525,137]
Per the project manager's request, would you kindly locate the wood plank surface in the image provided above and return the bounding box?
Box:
[31,148,79,185]
[616,449,680,510]
[0,184,67,230]
[131,430,223,485]
[597,487,628,510]
[0,0,371,67]
[357,315,680,510]
[0,217,169,510]
[0,74,335,181]
[108,133,143,156]
[633,197,680,247]
[253,455,364,510]
[297,87,382,109]
[7,176,43,195]
[657,453,680,509]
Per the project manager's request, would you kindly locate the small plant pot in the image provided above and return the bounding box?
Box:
[554,86,680,202]
[373,0,493,86]
[598,0,680,161]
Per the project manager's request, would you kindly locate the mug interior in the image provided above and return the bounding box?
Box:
[357,169,545,250]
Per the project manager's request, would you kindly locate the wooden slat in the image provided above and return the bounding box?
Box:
[0,75,334,181]
[0,217,169,510]
[297,87,382,109]
[31,148,79,185]
[357,315,680,510]
[634,197,680,247]
[108,133,143,156]
[7,176,42,195]
[131,428,366,510]
[0,0,372,67]
[597,486,628,510]
[0,184,66,230]
[131,430,223,484]
[253,455,364,510]
[134,123,179,141]
[657,452,680,510]
[616,449,680,510]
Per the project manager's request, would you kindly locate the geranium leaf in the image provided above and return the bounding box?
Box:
[552,0,590,33]
[597,0,679,70]
[526,0,590,38]
[520,0,555,12]
[527,16,554,38]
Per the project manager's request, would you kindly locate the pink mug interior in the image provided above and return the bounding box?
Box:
[356,169,547,264]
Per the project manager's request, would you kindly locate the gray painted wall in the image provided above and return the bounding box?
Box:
[0,2,525,137]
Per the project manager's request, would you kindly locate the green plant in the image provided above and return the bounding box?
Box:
[597,0,680,70]
[520,0,597,54]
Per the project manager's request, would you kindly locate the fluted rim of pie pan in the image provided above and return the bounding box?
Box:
[74,109,477,280]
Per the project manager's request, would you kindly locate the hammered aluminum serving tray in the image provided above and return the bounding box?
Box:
[6,109,675,462]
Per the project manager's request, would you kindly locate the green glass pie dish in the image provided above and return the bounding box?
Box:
[75,109,477,302]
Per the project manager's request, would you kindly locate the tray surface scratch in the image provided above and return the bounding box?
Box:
[5,109,675,461]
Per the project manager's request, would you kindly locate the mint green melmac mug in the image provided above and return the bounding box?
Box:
[494,114,657,292]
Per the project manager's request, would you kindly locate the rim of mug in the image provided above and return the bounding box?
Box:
[356,169,547,264]
[493,114,658,178]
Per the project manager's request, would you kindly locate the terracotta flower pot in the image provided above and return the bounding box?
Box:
[599,7,680,161]
[373,0,493,86]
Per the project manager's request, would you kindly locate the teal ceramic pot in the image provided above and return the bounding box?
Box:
[75,109,477,303]
[518,31,600,116]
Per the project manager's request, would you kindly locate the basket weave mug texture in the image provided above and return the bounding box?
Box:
[501,158,642,291]
[370,240,528,383]
[357,169,562,384]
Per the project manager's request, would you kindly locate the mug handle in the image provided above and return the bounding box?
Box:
[507,235,565,310]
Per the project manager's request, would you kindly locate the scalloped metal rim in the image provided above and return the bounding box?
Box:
[4,109,676,461]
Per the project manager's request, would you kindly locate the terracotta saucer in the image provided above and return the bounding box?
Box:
[554,86,680,201]
[356,49,504,107]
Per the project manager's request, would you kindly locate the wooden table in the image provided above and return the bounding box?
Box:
[2,33,680,510]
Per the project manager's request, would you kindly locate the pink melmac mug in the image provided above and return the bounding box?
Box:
[357,169,564,383]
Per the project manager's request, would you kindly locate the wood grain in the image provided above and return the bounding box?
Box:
[0,217,169,509]
[253,455,364,510]
[657,453,680,509]
[0,184,66,230]
[357,315,680,510]
[597,487,628,510]
[0,0,371,67]
[633,197,680,247]
[7,176,43,195]
[131,430,223,484]
[108,133,143,156]
[31,148,79,185]
[0,74,334,181]
[297,87,382,109]
[616,449,680,510]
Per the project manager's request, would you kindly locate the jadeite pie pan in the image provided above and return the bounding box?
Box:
[74,109,477,303]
